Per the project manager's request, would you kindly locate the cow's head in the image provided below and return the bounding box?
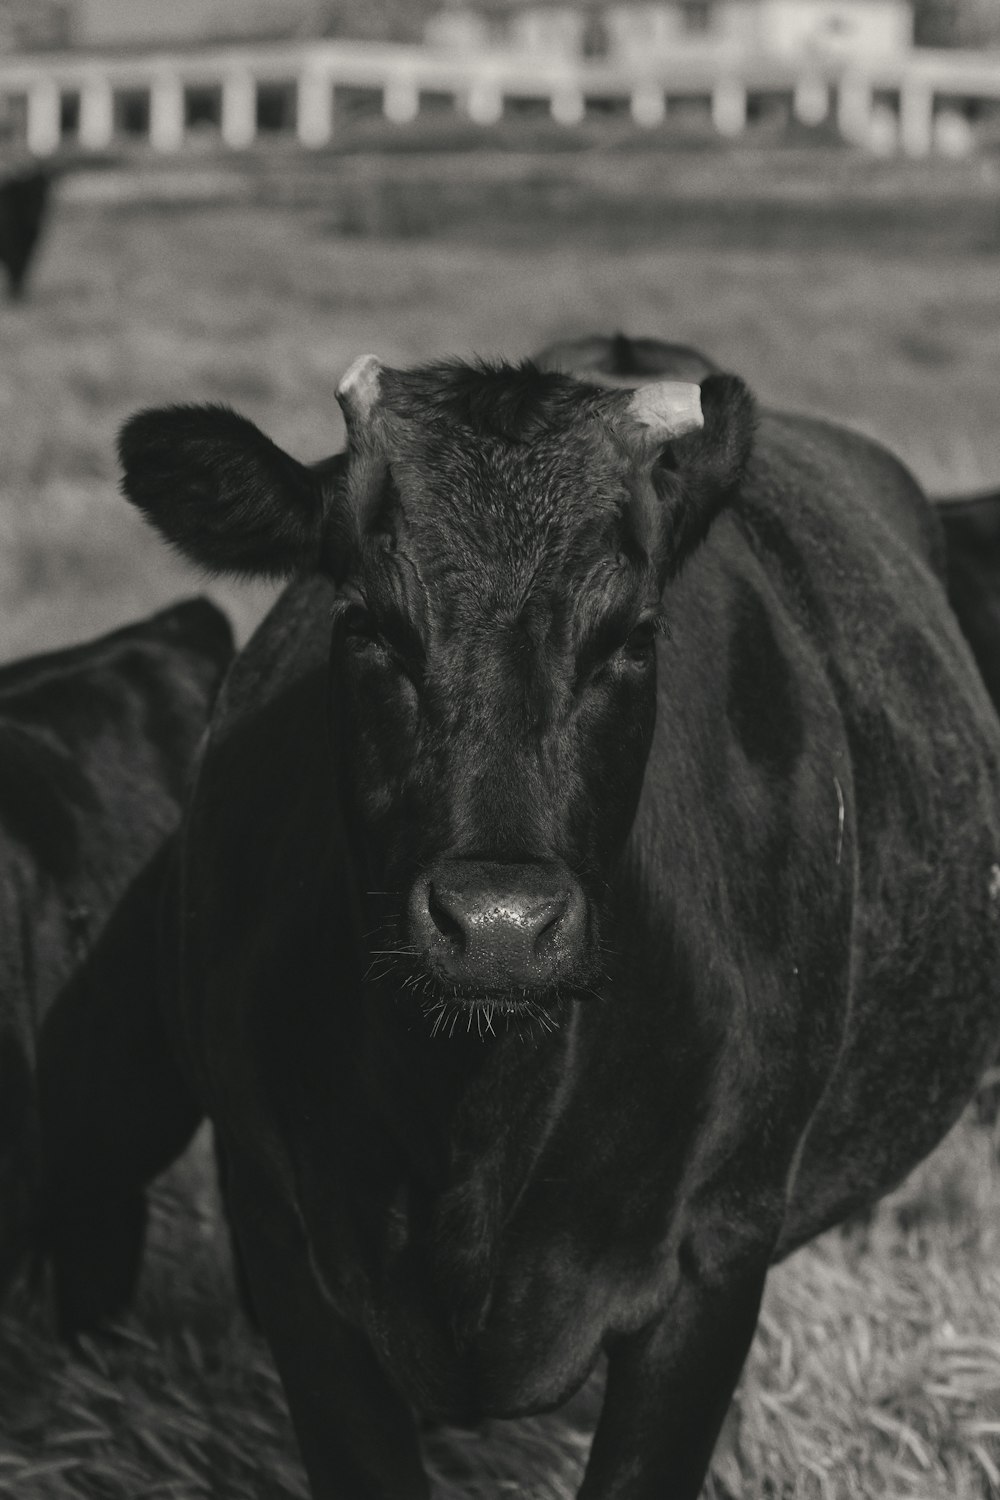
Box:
[120,358,754,1028]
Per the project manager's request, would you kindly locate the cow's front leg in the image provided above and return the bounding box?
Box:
[578,1261,767,1500]
[229,1157,429,1500]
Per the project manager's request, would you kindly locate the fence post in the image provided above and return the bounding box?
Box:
[383,76,419,124]
[631,82,666,127]
[934,106,973,157]
[79,74,114,150]
[793,74,828,126]
[150,72,185,152]
[221,69,256,148]
[298,67,333,146]
[712,77,746,137]
[551,84,585,125]
[467,76,503,125]
[27,77,61,156]
[899,75,934,156]
[837,69,872,145]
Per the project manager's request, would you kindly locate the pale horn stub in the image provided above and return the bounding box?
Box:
[337,354,382,425]
[626,381,704,440]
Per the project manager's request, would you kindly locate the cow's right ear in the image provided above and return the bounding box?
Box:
[118,404,333,578]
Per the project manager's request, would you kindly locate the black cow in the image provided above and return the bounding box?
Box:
[0,598,232,1337]
[119,353,1000,1500]
[0,168,51,301]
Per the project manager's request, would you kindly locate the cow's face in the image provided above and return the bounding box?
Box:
[120,358,753,1025]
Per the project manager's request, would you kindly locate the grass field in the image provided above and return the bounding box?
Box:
[3,145,1000,1498]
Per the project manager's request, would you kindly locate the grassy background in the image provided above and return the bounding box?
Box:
[3,144,1000,1497]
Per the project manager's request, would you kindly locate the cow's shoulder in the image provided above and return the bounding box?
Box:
[0,599,232,886]
[189,577,344,928]
[208,576,335,743]
[180,578,354,1135]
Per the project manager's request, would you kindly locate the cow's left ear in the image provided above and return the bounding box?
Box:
[628,374,756,576]
[118,404,336,579]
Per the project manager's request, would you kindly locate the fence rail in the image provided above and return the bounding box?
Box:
[1,38,999,158]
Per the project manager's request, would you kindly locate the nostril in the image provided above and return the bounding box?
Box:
[427,884,466,950]
[533,897,569,953]
[534,886,586,963]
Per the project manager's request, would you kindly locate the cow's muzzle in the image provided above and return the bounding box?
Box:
[407,859,587,993]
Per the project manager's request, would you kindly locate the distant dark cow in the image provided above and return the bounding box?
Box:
[0,599,232,1336]
[0,168,51,300]
[536,330,721,385]
[119,347,1000,1500]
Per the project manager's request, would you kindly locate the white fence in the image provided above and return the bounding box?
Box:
[1,38,999,158]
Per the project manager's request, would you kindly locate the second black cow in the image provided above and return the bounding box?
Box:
[120,352,1000,1499]
[0,599,232,1336]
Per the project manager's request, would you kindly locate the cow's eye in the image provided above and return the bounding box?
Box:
[623,620,658,665]
[342,604,384,647]
[340,605,424,690]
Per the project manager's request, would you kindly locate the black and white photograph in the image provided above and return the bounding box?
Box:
[2,0,1000,1495]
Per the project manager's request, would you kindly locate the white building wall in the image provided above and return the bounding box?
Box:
[507,6,588,59]
[712,1,762,47]
[604,4,689,62]
[425,0,914,62]
[72,0,323,48]
[423,9,492,51]
[715,0,912,57]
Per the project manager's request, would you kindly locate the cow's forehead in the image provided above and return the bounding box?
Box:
[379,423,639,610]
[346,455,648,654]
[373,362,628,501]
[341,362,659,617]
[395,418,625,524]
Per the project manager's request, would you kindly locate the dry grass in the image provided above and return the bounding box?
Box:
[3,149,1000,1496]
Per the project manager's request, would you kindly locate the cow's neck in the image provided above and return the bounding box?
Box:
[363,996,582,1197]
[354,997,583,1331]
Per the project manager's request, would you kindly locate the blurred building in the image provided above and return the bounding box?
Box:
[3,0,986,56]
[716,0,914,57]
[425,0,915,59]
[0,0,70,51]
[69,0,325,49]
[915,0,1000,44]
[0,0,428,51]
